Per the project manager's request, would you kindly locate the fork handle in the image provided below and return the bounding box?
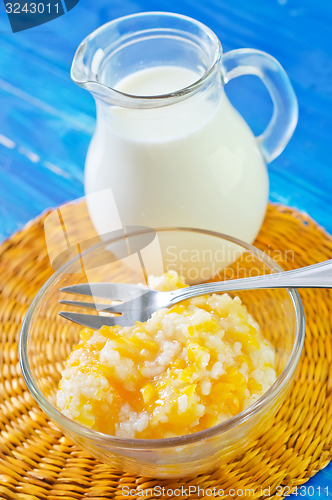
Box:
[170,259,332,302]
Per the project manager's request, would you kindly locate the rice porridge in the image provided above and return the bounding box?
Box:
[56,272,276,439]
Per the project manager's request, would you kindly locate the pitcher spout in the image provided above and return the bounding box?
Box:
[71,40,90,87]
[71,31,174,108]
[71,37,117,104]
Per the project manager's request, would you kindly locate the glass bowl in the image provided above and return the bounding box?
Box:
[19,228,304,478]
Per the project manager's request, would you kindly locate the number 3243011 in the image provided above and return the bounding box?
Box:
[5,3,60,14]
[277,486,329,496]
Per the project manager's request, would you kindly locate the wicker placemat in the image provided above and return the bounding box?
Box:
[0,203,331,500]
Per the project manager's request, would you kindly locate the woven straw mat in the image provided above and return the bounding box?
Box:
[0,203,331,500]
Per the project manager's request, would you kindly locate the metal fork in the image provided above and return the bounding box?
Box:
[59,259,332,328]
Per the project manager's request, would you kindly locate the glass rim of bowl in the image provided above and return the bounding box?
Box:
[19,226,305,449]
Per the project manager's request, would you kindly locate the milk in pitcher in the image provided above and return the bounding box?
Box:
[85,65,268,243]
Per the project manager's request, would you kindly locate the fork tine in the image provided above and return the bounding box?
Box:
[59,299,131,313]
[60,283,146,301]
[59,311,133,328]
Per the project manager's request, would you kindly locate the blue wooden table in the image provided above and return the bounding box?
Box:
[0,0,331,496]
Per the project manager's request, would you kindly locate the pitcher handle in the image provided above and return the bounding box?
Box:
[222,49,298,163]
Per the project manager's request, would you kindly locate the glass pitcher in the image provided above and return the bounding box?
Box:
[71,12,298,243]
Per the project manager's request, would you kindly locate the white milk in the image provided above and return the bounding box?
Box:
[85,66,268,247]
